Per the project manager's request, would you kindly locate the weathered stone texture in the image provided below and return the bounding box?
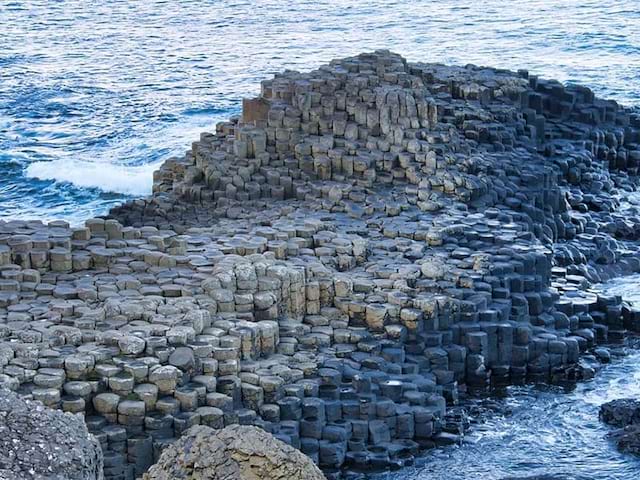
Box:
[600,398,640,456]
[0,388,103,480]
[143,424,325,479]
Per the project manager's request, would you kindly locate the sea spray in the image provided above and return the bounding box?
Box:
[26,159,160,196]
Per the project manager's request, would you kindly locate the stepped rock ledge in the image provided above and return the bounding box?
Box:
[2,50,640,479]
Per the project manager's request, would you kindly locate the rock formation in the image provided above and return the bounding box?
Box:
[143,424,325,479]
[600,398,640,455]
[1,51,640,479]
[0,388,103,479]
[601,398,640,427]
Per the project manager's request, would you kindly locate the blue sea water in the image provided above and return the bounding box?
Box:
[1,0,639,223]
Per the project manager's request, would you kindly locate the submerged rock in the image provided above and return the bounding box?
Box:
[607,424,640,456]
[593,347,612,363]
[143,424,325,480]
[0,388,103,480]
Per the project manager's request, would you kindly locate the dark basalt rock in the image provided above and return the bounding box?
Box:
[600,398,640,456]
[607,424,640,456]
[600,398,640,428]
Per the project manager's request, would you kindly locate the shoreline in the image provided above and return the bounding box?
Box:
[372,337,640,480]
[2,50,640,479]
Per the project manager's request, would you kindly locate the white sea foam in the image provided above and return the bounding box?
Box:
[25,159,160,196]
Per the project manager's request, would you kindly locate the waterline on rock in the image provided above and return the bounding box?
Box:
[594,275,640,309]
[381,345,640,480]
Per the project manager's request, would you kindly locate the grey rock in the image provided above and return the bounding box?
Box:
[143,424,325,479]
[0,388,103,480]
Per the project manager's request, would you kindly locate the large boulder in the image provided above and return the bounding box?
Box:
[600,398,640,455]
[600,398,640,427]
[0,388,103,479]
[144,424,326,480]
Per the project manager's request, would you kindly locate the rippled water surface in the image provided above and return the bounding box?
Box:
[1,0,639,222]
[2,3,640,477]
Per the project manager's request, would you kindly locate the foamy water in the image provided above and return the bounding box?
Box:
[1,0,639,223]
[26,159,160,196]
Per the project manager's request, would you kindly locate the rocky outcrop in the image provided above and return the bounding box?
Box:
[607,425,640,456]
[143,424,325,480]
[0,388,103,480]
[1,51,640,479]
[600,398,640,455]
[600,398,640,427]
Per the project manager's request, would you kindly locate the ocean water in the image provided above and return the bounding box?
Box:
[596,274,640,308]
[1,0,639,223]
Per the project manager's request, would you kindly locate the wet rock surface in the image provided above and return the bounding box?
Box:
[601,398,640,455]
[143,424,325,480]
[600,398,640,427]
[607,425,640,456]
[1,50,640,479]
[0,388,103,480]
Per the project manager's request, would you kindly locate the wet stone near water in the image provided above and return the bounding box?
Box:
[2,50,640,479]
